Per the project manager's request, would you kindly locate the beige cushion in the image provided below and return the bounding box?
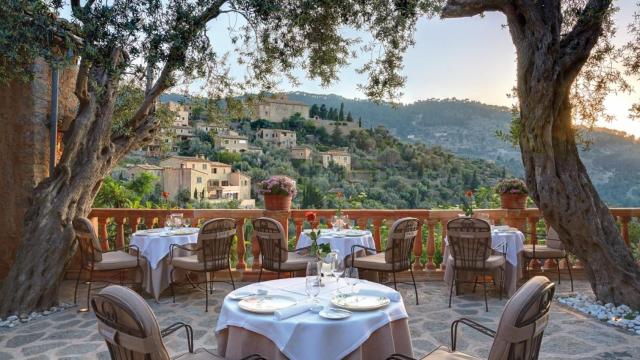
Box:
[171,255,205,271]
[523,244,566,258]
[353,252,406,271]
[279,252,318,271]
[422,346,481,359]
[173,348,224,359]
[93,251,143,271]
[448,254,505,270]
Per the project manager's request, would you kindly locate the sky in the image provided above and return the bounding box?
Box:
[62,1,640,137]
[203,1,640,137]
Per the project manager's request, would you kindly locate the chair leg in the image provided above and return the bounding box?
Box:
[472,275,478,293]
[73,267,83,305]
[258,268,263,283]
[499,268,504,301]
[228,267,236,290]
[482,271,488,312]
[170,268,176,303]
[82,269,94,313]
[566,256,574,292]
[556,259,562,285]
[392,271,398,291]
[205,275,209,312]
[448,269,456,308]
[409,267,419,305]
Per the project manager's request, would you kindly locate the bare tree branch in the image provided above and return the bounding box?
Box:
[440,0,506,18]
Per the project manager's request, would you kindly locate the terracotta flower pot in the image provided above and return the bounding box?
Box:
[264,194,292,211]
[500,193,528,209]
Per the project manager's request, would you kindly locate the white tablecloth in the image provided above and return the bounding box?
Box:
[444,229,525,296]
[130,228,199,300]
[296,229,376,259]
[216,278,409,360]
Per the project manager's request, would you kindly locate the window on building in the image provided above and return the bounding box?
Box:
[203,164,207,170]
[222,181,229,186]
[197,177,202,184]
[191,164,195,169]
[213,168,217,174]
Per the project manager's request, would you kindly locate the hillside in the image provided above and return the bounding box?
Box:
[287,92,640,207]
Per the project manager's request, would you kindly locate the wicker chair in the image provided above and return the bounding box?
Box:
[169,218,237,312]
[350,217,420,305]
[447,218,505,312]
[92,285,265,360]
[523,227,574,291]
[72,217,144,312]
[252,217,317,281]
[387,276,556,360]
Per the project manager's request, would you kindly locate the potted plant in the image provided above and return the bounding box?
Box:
[495,178,528,209]
[259,175,297,211]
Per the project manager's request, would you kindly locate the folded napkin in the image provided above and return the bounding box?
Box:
[273,303,312,320]
[355,289,401,302]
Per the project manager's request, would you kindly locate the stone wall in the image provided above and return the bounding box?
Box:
[0,58,78,278]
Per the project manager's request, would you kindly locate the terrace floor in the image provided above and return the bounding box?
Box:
[0,278,637,360]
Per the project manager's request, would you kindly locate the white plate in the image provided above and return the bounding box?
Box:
[228,291,256,300]
[330,294,390,311]
[136,228,166,235]
[238,295,297,314]
[319,308,352,320]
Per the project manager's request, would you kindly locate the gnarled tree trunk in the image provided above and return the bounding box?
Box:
[443,0,640,307]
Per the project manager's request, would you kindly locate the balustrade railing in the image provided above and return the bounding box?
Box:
[86,207,640,276]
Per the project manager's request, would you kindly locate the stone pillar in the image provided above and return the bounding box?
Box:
[0,58,77,278]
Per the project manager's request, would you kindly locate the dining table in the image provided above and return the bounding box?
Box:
[296,228,376,260]
[443,226,525,296]
[215,277,413,360]
[130,227,200,301]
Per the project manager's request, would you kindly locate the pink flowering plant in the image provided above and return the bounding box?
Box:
[259,175,297,197]
[495,178,528,195]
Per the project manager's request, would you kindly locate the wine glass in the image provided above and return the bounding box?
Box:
[344,267,359,295]
[332,255,345,292]
[183,218,191,228]
[321,252,337,282]
[165,215,173,230]
[305,261,320,303]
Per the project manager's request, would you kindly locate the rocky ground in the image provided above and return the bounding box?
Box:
[0,278,638,360]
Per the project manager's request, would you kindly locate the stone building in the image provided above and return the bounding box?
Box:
[0,52,79,277]
[214,133,250,153]
[256,128,297,149]
[250,94,309,122]
[290,145,313,160]
[317,149,351,171]
[166,101,190,127]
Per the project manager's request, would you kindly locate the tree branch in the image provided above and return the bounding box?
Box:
[558,0,613,78]
[440,0,506,18]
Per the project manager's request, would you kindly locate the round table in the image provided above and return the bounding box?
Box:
[130,227,199,300]
[215,278,413,360]
[296,229,376,259]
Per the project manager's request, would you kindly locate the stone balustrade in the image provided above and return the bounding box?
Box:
[83,207,640,279]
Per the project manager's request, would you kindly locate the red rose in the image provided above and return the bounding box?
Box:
[305,211,317,222]
[465,190,473,198]
[162,191,169,200]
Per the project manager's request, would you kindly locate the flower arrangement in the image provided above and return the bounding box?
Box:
[461,190,474,216]
[259,175,297,197]
[495,178,528,195]
[305,211,317,225]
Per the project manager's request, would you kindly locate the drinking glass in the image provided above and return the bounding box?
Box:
[305,261,320,303]
[165,215,173,229]
[344,267,359,295]
[321,252,337,281]
[183,218,191,228]
[332,255,345,292]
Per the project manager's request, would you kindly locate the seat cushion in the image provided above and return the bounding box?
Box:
[279,252,318,271]
[173,348,224,359]
[422,346,481,359]
[353,252,407,271]
[523,244,566,258]
[171,255,206,271]
[448,254,505,270]
[93,251,144,271]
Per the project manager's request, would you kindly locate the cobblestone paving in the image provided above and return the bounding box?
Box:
[0,279,637,359]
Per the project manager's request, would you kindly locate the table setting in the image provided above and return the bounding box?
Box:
[296,228,376,261]
[443,224,525,296]
[130,213,200,301]
[215,259,413,360]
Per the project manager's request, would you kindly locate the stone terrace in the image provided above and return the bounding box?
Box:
[0,279,637,360]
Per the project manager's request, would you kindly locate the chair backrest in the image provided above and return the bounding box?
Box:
[545,227,565,250]
[197,218,236,270]
[488,276,556,360]
[73,217,103,263]
[91,285,170,360]
[252,217,288,271]
[385,218,419,271]
[446,218,492,269]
